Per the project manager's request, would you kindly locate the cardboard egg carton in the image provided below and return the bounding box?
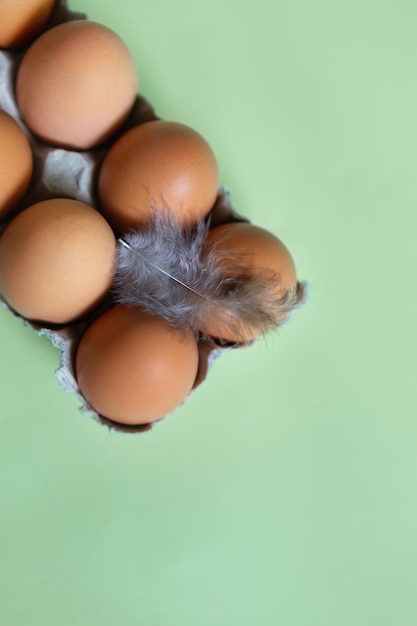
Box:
[0,0,263,433]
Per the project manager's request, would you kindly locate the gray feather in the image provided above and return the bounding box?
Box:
[112,209,304,340]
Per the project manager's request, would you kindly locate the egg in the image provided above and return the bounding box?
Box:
[76,305,199,425]
[200,222,298,342]
[16,20,137,149]
[0,110,33,220]
[98,120,219,233]
[0,0,55,49]
[0,198,116,323]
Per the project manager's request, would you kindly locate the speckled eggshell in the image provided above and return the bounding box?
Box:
[76,305,200,426]
[0,0,56,49]
[16,20,138,149]
[0,110,33,219]
[200,222,298,343]
[98,120,219,233]
[0,198,116,324]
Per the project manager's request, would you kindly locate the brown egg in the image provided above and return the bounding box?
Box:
[0,110,33,220]
[98,120,219,233]
[0,198,116,323]
[16,20,137,149]
[76,305,199,425]
[0,0,55,49]
[200,222,297,342]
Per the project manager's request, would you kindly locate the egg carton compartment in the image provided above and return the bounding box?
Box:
[1,0,264,433]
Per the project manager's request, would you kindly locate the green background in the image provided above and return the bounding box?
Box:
[1,0,417,624]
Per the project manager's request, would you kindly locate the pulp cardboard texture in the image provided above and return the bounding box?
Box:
[0,0,250,433]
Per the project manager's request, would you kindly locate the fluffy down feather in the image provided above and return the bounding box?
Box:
[112,209,304,340]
